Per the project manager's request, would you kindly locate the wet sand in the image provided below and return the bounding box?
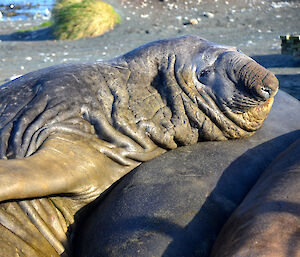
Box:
[0,0,299,98]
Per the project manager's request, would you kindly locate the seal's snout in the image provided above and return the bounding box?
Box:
[253,71,279,101]
[236,59,279,101]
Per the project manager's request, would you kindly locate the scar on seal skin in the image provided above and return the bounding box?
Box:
[0,35,278,256]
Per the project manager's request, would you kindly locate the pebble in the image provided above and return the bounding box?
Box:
[43,57,53,63]
[270,2,290,8]
[189,18,198,25]
[168,3,178,10]
[202,12,214,18]
[9,74,22,81]
[246,40,255,46]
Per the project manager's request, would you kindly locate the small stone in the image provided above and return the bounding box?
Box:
[246,40,255,46]
[202,12,214,18]
[10,74,22,81]
[270,2,290,8]
[189,18,198,25]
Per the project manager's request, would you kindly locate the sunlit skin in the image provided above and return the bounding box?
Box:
[0,35,278,256]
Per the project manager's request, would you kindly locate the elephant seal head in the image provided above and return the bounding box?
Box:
[167,35,279,140]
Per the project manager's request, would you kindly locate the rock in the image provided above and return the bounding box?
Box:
[202,12,214,18]
[270,2,290,8]
[189,18,198,25]
[9,74,22,81]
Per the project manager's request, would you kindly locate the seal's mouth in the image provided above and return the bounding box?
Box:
[191,88,276,140]
[223,96,275,132]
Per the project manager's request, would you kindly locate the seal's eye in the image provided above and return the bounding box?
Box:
[199,69,210,78]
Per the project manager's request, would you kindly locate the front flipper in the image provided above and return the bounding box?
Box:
[0,133,165,203]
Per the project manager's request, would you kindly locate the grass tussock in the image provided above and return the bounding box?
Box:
[53,0,121,40]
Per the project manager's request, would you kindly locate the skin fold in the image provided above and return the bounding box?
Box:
[210,138,300,257]
[0,35,278,256]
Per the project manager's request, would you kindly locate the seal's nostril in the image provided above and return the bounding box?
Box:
[262,73,279,98]
[259,86,271,100]
[253,73,278,101]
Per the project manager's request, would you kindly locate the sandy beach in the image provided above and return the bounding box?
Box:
[0,0,299,99]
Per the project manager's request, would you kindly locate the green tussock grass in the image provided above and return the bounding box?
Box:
[17,21,54,33]
[52,0,121,40]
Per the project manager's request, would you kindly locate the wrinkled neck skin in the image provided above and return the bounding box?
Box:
[106,35,277,150]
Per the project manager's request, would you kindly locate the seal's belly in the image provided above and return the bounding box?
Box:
[0,199,68,257]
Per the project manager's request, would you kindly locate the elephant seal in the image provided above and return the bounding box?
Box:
[74,90,300,257]
[0,35,278,256]
[210,137,300,257]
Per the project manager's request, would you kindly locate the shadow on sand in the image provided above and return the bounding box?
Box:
[251,54,300,68]
[0,26,54,41]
